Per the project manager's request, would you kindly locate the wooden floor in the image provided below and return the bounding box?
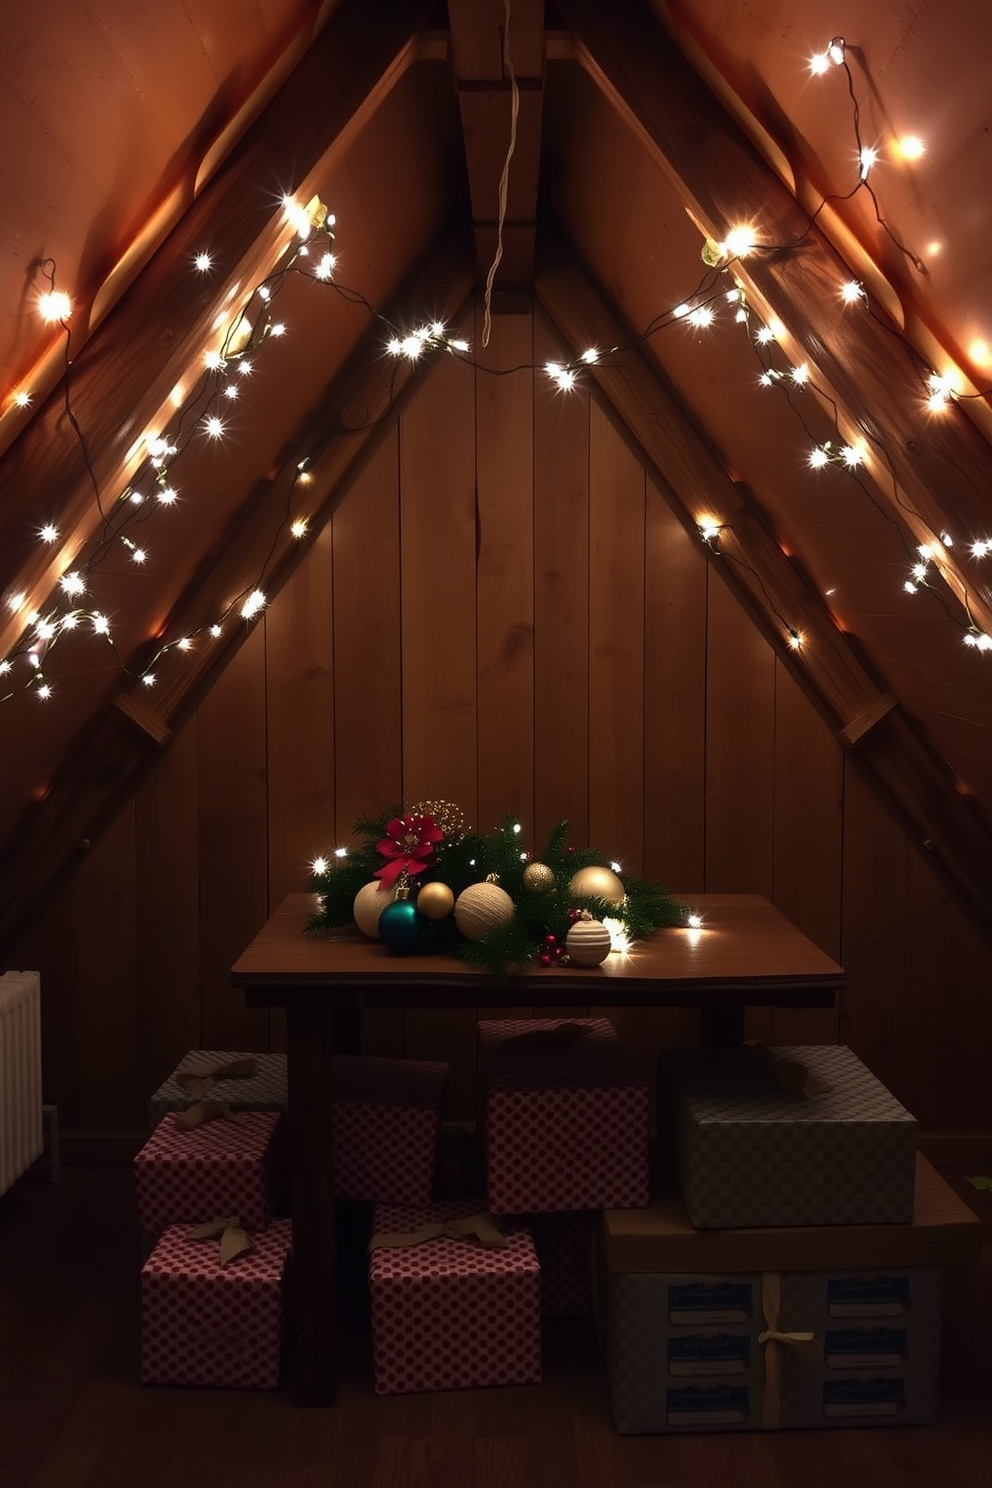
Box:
[2,1163,991,1488]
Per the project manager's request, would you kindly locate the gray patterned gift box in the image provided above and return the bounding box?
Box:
[658,1044,917,1229]
[149,1050,287,1126]
[601,1260,942,1434]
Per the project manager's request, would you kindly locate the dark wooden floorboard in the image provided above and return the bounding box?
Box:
[0,1165,990,1488]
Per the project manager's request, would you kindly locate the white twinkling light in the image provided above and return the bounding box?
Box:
[39,290,72,322]
[60,571,85,596]
[132,547,147,565]
[241,589,266,619]
[791,362,810,385]
[841,280,864,304]
[40,524,58,543]
[194,252,212,272]
[312,856,328,875]
[93,614,110,634]
[204,416,225,438]
[808,447,830,469]
[157,486,177,505]
[291,519,308,539]
[13,390,32,408]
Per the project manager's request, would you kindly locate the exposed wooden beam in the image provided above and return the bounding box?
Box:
[0,0,437,664]
[448,0,546,292]
[534,233,992,939]
[559,0,992,641]
[0,232,476,956]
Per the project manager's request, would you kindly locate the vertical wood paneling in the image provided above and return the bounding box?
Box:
[135,717,201,1100]
[588,399,645,1067]
[197,623,270,1052]
[642,479,709,1072]
[705,573,776,1042]
[10,874,80,1128]
[75,802,139,1127]
[770,660,843,1046]
[399,354,479,1118]
[533,314,591,850]
[475,310,535,836]
[332,431,404,1058]
[840,755,909,1099]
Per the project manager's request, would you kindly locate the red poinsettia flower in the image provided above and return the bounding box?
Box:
[375,813,444,888]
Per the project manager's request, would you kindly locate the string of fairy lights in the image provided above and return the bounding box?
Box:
[2,31,991,709]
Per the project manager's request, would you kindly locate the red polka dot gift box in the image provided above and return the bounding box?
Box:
[141,1219,292,1389]
[134,1110,285,1234]
[148,1050,287,1127]
[331,1054,448,1206]
[369,1200,542,1395]
[479,1018,651,1214]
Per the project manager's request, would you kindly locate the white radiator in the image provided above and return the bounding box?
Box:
[0,970,44,1197]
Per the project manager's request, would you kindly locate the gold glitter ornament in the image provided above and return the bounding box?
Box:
[416,881,455,920]
[454,881,515,941]
[523,862,555,895]
[565,917,612,967]
[568,864,626,906]
[353,880,396,939]
[407,799,468,842]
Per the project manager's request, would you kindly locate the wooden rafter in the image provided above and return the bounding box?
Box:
[447,0,546,292]
[0,0,436,664]
[0,233,476,955]
[559,0,992,641]
[534,233,992,938]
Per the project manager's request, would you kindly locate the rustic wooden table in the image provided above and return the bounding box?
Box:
[231,890,844,1405]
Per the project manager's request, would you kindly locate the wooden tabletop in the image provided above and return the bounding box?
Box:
[231,892,844,1010]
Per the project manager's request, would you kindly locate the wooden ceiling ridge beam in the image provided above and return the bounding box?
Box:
[0,0,436,663]
[447,0,547,292]
[558,0,992,642]
[533,232,992,940]
[0,229,477,957]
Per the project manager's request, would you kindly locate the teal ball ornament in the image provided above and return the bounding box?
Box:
[378,899,426,955]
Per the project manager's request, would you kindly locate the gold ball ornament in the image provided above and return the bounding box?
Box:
[416,881,456,920]
[565,917,613,967]
[523,862,555,895]
[568,864,626,906]
[353,880,396,939]
[454,881,515,941]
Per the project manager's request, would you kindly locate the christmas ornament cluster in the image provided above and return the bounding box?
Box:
[305,803,689,977]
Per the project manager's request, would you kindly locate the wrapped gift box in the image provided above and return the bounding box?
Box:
[134,1111,284,1233]
[149,1050,287,1126]
[597,1155,980,1435]
[332,1054,447,1206]
[479,1018,650,1214]
[141,1219,292,1388]
[527,1209,595,1318]
[658,1044,917,1228]
[369,1199,541,1394]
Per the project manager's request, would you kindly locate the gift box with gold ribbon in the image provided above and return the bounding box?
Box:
[140,1218,292,1389]
[134,1109,285,1233]
[148,1050,287,1127]
[595,1156,981,1434]
[368,1199,541,1394]
[479,1018,650,1214]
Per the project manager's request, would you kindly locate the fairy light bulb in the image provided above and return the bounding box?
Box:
[809,51,831,75]
[859,146,878,179]
[12,390,31,408]
[194,252,212,272]
[581,347,600,364]
[157,486,177,505]
[291,519,308,539]
[92,614,109,634]
[36,683,52,700]
[269,323,286,338]
[687,913,703,929]
[60,571,85,596]
[131,547,147,565]
[809,447,830,469]
[210,624,222,638]
[788,629,803,649]
[204,350,224,370]
[827,39,846,65]
[895,135,925,161]
[241,589,266,619]
[38,290,72,322]
[841,281,863,304]
[312,856,328,875]
[283,195,313,239]
[841,444,865,467]
[721,226,757,258]
[142,673,156,687]
[204,416,225,438]
[39,524,58,543]
[791,363,810,385]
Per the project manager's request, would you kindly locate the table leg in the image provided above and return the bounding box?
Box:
[286,1001,336,1405]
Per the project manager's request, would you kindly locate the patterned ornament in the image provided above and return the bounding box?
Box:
[454,881,515,942]
[353,880,395,939]
[568,864,626,906]
[378,899,426,954]
[416,881,455,920]
[565,917,612,967]
[522,862,555,895]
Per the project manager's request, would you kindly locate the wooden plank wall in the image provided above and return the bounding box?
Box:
[8,298,992,1135]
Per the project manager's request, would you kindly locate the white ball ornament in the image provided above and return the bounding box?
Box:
[565,917,613,967]
[352,880,395,939]
[454,881,515,941]
[568,864,626,906]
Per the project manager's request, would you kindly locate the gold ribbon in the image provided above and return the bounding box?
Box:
[757,1271,817,1430]
[493,1021,593,1056]
[173,1100,247,1131]
[187,1216,254,1265]
[174,1055,259,1100]
[368,1211,508,1253]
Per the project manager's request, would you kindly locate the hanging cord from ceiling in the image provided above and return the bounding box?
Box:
[481,0,520,348]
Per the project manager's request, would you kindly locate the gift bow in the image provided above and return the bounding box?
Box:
[368,1211,508,1253]
[174,1055,258,1100]
[187,1216,254,1265]
[744,1042,833,1098]
[173,1100,247,1131]
[493,1021,594,1056]
[757,1271,817,1430]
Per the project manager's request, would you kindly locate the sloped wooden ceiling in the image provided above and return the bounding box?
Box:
[2,0,992,946]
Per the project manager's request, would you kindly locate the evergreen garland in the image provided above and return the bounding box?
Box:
[305,810,689,977]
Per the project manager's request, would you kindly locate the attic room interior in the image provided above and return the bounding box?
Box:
[2,0,992,1480]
